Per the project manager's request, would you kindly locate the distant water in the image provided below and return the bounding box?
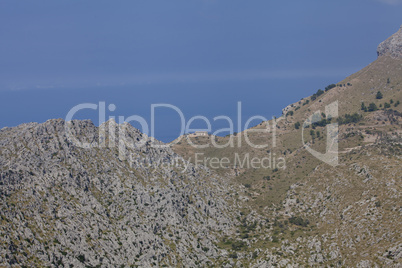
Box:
[0,77,345,142]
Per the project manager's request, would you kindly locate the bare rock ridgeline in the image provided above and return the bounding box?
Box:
[377,25,402,59]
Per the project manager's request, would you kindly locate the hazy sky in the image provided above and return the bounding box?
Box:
[1,0,401,91]
[1,0,402,141]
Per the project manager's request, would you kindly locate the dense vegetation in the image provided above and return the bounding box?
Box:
[325,84,336,91]
[337,113,363,125]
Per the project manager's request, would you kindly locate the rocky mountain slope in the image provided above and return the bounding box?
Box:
[1,26,401,267]
[0,119,239,267]
[172,26,402,267]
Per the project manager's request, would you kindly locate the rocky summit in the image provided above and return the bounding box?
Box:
[377,25,402,59]
[1,27,402,267]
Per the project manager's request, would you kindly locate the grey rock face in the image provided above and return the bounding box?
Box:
[377,25,402,59]
[0,119,237,267]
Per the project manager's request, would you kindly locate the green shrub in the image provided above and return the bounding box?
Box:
[325,84,336,91]
[228,252,238,258]
[202,247,209,252]
[368,103,378,112]
[77,255,85,263]
[289,216,310,227]
[312,118,331,127]
[376,91,383,99]
[337,113,362,125]
[316,89,324,96]
[231,241,246,251]
[361,102,367,112]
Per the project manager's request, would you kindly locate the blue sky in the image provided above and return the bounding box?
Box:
[1,0,402,141]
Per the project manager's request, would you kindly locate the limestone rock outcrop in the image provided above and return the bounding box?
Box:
[377,25,402,59]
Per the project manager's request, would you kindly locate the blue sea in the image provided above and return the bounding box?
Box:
[0,77,344,142]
